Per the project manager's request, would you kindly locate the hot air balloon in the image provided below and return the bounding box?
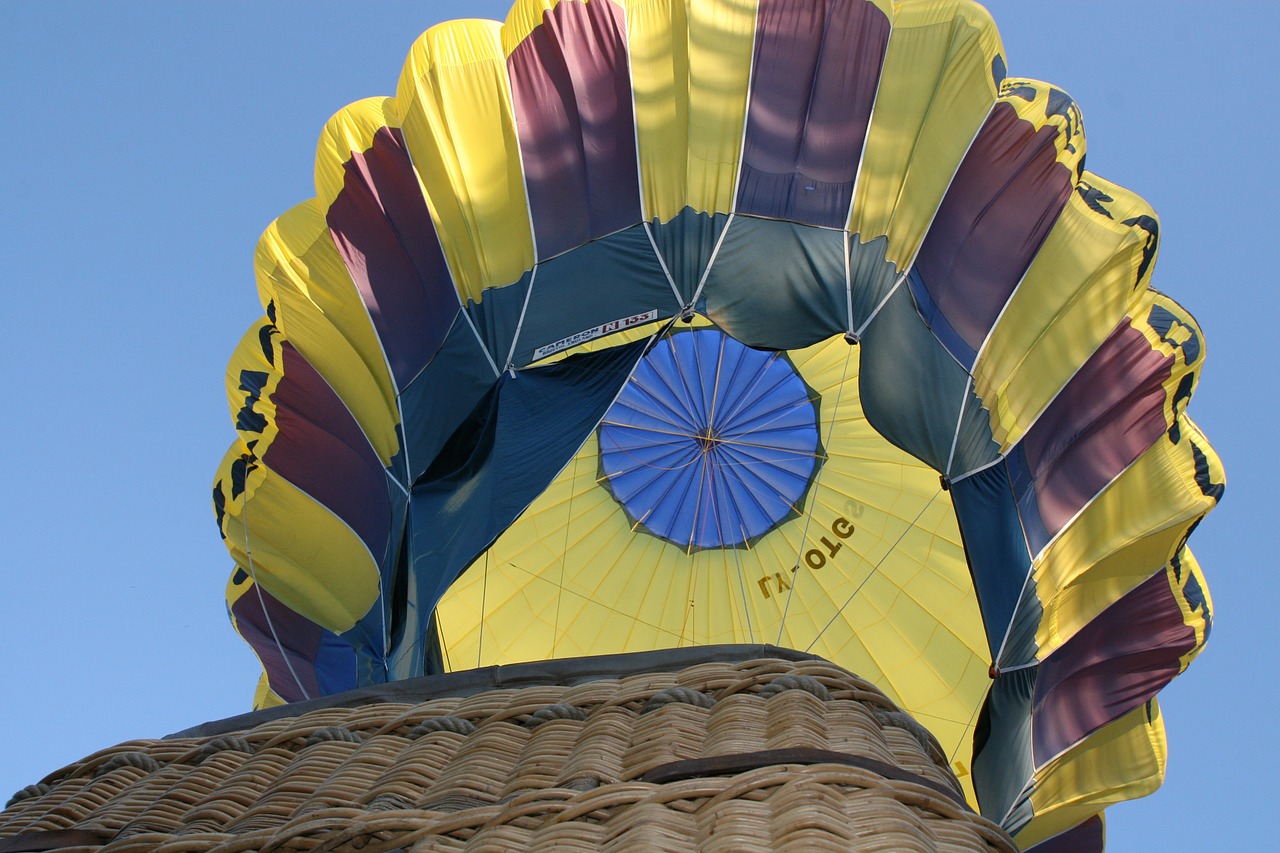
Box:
[212,0,1222,848]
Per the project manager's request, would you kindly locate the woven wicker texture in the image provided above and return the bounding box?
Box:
[0,657,1015,852]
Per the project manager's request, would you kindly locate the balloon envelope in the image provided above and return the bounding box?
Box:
[214,1,1222,847]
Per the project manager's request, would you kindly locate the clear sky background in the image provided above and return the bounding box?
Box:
[0,2,1273,849]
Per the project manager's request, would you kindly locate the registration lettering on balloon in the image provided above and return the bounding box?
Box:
[800,516,857,572]
[532,309,659,361]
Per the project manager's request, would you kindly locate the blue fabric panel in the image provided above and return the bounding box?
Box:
[858,287,993,473]
[649,208,730,307]
[701,216,846,350]
[1006,444,1051,556]
[907,267,978,367]
[398,339,651,678]
[599,330,819,549]
[951,463,1034,660]
[314,629,359,696]
[847,234,897,331]
[398,315,501,485]
[508,224,679,367]
[972,666,1037,832]
[467,273,530,369]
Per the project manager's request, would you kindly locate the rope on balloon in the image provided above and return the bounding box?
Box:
[803,485,944,654]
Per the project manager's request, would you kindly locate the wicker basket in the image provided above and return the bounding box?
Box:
[0,647,1014,852]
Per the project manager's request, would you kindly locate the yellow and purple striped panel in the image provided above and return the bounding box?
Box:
[215,322,383,635]
[316,99,460,399]
[255,197,399,464]
[975,173,1161,452]
[849,0,1003,267]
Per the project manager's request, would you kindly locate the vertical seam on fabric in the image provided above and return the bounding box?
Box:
[705,335,754,642]
[945,375,972,478]
[689,212,735,310]
[477,551,489,669]
[845,5,893,231]
[503,20,542,269]
[860,97,999,344]
[504,264,539,371]
[500,16,542,376]
[844,231,855,335]
[552,451,583,660]
[902,98,999,276]
[389,113,471,318]
[394,61,507,382]
[643,220,687,309]
[436,603,453,674]
[991,463,1037,671]
[728,0,764,215]
[621,0,650,225]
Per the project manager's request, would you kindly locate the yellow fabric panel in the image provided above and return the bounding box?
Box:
[1017,701,1166,849]
[395,19,534,298]
[217,439,379,634]
[255,200,400,464]
[502,0,584,55]
[1147,292,1206,392]
[850,0,1002,267]
[625,0,757,221]
[1171,547,1212,670]
[974,174,1157,451]
[625,0,689,222]
[223,321,283,447]
[313,97,401,210]
[436,334,989,779]
[1034,416,1222,656]
[253,674,286,711]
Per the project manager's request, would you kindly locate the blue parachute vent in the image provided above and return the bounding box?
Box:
[599,329,821,550]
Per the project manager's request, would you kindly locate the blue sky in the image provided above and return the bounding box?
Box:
[0,2,1273,849]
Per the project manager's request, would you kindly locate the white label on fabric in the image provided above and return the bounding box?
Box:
[532,309,659,361]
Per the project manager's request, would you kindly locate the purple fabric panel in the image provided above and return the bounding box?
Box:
[509,0,641,260]
[1024,815,1104,853]
[737,0,889,228]
[1031,571,1195,764]
[327,126,456,388]
[265,343,390,563]
[914,102,1072,353]
[1023,322,1172,536]
[230,583,322,703]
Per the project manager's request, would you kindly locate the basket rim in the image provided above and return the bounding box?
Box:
[169,644,826,740]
